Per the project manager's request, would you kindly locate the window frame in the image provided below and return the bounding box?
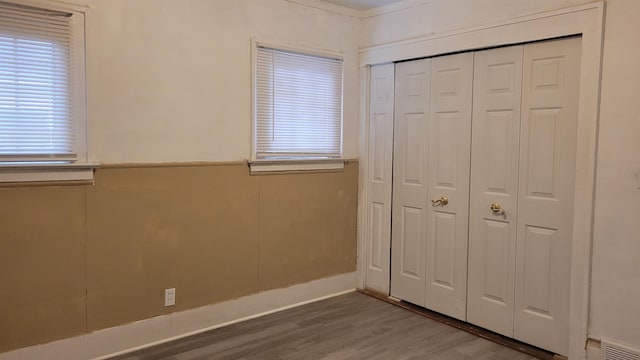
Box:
[0,0,95,184]
[250,38,345,173]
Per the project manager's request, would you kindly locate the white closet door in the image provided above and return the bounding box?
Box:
[365,64,395,294]
[467,45,523,336]
[514,37,581,355]
[425,52,473,320]
[391,59,431,305]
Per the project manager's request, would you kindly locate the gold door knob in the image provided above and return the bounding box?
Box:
[490,202,505,215]
[431,196,449,206]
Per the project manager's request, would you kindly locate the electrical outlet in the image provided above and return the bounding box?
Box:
[164,288,176,307]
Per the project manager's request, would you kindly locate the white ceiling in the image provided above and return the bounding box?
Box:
[318,0,406,11]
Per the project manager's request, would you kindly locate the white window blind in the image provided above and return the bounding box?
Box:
[0,1,76,163]
[255,46,343,159]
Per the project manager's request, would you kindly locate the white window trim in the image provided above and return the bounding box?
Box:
[250,38,346,173]
[0,0,96,183]
[248,158,344,174]
[0,162,98,183]
[1,0,89,13]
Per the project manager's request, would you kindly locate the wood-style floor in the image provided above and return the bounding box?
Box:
[112,292,540,360]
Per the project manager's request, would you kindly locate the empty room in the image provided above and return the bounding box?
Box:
[0,0,638,359]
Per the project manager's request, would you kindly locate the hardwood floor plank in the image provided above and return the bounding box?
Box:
[111,292,541,360]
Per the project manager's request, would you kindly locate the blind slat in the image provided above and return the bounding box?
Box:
[255,47,343,159]
[0,1,75,162]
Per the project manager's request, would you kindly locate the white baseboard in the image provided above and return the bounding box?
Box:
[0,272,356,360]
[586,338,602,360]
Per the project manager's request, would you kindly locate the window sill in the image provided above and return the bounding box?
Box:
[0,163,99,185]
[248,159,345,174]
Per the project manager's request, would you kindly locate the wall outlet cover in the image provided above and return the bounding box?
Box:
[165,288,176,307]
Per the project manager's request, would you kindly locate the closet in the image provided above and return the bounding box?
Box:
[391,53,473,320]
[365,36,581,356]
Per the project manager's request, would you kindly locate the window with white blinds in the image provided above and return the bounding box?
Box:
[255,46,343,159]
[0,1,78,163]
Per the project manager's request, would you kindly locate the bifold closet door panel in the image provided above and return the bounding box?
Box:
[514,37,581,356]
[467,45,523,337]
[365,63,395,294]
[390,59,431,305]
[425,52,474,320]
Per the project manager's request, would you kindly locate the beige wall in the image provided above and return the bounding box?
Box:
[84,0,361,163]
[0,187,86,352]
[0,163,358,352]
[588,0,640,347]
[361,0,640,349]
[1,0,361,354]
[7,0,640,355]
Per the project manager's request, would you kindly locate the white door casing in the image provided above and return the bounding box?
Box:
[365,63,395,294]
[425,52,474,320]
[514,37,581,356]
[360,5,603,359]
[390,59,431,305]
[467,44,524,337]
[384,37,580,355]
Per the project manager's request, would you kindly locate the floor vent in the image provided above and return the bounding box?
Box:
[603,341,640,360]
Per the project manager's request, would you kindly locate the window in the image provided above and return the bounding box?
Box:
[0,1,90,182]
[254,44,343,162]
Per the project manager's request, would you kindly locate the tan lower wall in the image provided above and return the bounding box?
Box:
[0,162,358,353]
[0,187,87,352]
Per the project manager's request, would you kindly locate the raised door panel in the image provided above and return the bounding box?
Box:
[366,64,395,293]
[369,202,385,271]
[425,52,473,320]
[521,226,557,317]
[514,37,581,356]
[432,211,456,288]
[391,59,430,305]
[467,45,523,337]
[482,220,511,302]
[526,108,561,199]
[399,206,423,277]
[432,112,459,188]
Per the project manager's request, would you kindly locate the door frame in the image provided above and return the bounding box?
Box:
[356,3,604,360]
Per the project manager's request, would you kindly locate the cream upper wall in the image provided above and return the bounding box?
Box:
[589,0,640,347]
[85,0,360,163]
[362,0,640,348]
